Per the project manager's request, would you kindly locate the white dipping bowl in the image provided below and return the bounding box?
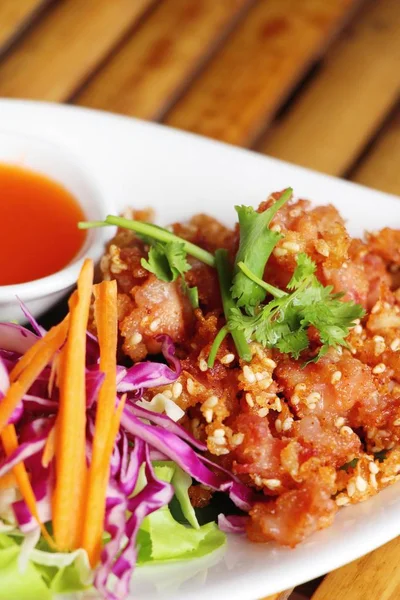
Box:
[0,131,112,323]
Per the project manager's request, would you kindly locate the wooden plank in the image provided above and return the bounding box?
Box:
[260,0,400,176]
[310,536,400,600]
[0,0,49,50]
[164,0,360,146]
[75,0,254,120]
[0,0,157,101]
[351,107,400,195]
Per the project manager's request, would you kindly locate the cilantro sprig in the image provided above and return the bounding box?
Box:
[231,188,292,310]
[80,192,365,365]
[229,253,365,361]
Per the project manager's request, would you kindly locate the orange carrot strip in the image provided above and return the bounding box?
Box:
[1,424,55,548]
[52,259,94,551]
[42,424,56,469]
[10,315,69,382]
[0,471,17,490]
[0,322,69,436]
[83,394,126,567]
[81,280,118,565]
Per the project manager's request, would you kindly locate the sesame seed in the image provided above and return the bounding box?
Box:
[131,332,143,345]
[220,353,235,365]
[275,419,282,433]
[187,378,195,394]
[204,409,213,423]
[371,301,382,314]
[254,475,262,486]
[295,383,307,393]
[213,428,225,438]
[336,496,350,506]
[203,395,218,408]
[199,358,208,372]
[245,393,254,408]
[381,476,395,484]
[282,417,293,431]
[340,426,353,436]
[172,382,182,399]
[394,418,400,426]
[211,436,227,446]
[282,241,301,252]
[384,302,391,309]
[274,248,288,257]
[305,392,321,406]
[270,224,282,232]
[336,347,343,356]
[291,394,300,406]
[257,407,269,417]
[369,473,378,489]
[391,338,400,351]
[263,478,281,489]
[353,325,363,334]
[243,365,256,384]
[274,398,282,412]
[356,476,368,492]
[372,363,386,374]
[342,262,348,269]
[307,403,317,410]
[265,358,277,369]
[149,318,161,332]
[373,335,385,343]
[163,390,172,398]
[335,417,345,428]
[369,462,379,474]
[331,371,342,385]
[232,433,244,446]
[347,482,356,497]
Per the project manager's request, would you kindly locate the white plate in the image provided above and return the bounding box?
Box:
[1,99,399,600]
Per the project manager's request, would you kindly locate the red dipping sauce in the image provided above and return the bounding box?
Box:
[0,164,86,286]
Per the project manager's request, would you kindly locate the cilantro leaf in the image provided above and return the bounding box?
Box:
[141,241,191,283]
[231,188,293,310]
[228,252,365,361]
[141,241,198,307]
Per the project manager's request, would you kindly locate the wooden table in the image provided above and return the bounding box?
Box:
[2,0,400,598]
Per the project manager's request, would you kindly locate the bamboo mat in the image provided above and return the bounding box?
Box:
[1,0,400,597]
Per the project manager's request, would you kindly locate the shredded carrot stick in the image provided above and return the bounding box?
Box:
[83,395,126,567]
[0,471,17,490]
[1,424,55,548]
[10,315,69,382]
[42,423,56,469]
[81,280,119,566]
[0,322,69,436]
[52,259,94,551]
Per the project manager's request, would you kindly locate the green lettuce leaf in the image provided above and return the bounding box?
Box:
[136,462,225,564]
[0,533,91,599]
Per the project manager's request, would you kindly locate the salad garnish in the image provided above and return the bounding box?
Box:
[0,263,250,599]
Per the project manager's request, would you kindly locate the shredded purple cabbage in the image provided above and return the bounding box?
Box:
[0,315,254,600]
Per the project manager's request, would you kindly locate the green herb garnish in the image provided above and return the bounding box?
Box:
[339,458,359,472]
[214,249,251,363]
[231,188,292,310]
[140,240,199,307]
[229,253,365,361]
[79,216,215,267]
